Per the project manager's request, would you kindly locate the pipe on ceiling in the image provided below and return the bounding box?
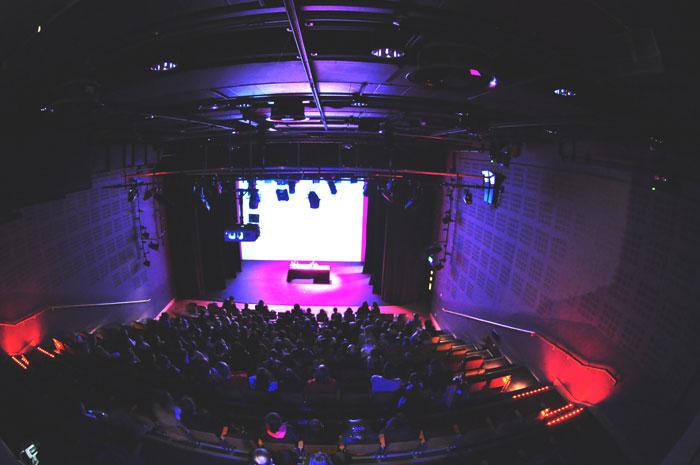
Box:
[283,0,328,130]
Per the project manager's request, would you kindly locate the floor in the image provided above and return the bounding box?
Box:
[204,260,386,308]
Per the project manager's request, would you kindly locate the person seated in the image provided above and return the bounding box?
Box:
[370,362,402,395]
[279,367,302,392]
[261,412,297,444]
[316,308,329,323]
[330,307,342,323]
[304,364,340,400]
[397,372,428,417]
[249,367,279,393]
[380,412,419,443]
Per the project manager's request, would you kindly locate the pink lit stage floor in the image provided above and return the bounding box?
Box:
[205,260,386,308]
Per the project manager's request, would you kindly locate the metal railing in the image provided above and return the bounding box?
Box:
[0,299,152,326]
[440,308,618,384]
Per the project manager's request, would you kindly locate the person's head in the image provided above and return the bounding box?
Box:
[214,361,232,380]
[179,396,196,416]
[251,448,273,465]
[314,364,329,383]
[309,452,332,465]
[383,362,397,379]
[264,412,283,433]
[255,367,272,391]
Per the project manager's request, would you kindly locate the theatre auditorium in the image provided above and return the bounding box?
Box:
[0,2,697,465]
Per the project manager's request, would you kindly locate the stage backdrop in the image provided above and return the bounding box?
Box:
[238,180,366,262]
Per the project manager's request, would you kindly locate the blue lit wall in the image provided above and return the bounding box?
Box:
[432,141,700,465]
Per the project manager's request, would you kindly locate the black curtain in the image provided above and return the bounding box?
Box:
[164,176,241,298]
[363,182,437,305]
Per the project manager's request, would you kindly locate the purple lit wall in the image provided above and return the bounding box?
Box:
[239,180,367,262]
[0,144,174,354]
[432,142,700,465]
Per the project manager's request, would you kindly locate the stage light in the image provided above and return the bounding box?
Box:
[128,186,138,202]
[468,68,482,77]
[378,178,421,210]
[149,61,177,72]
[553,87,576,97]
[463,190,473,205]
[482,170,505,207]
[199,187,211,211]
[327,180,337,195]
[488,76,498,88]
[276,189,289,201]
[288,180,296,194]
[308,191,320,209]
[371,47,405,59]
[426,243,443,270]
[249,189,260,210]
[350,94,368,107]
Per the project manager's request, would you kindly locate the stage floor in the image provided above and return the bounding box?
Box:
[204,260,385,308]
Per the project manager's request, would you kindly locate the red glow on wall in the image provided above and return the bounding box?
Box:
[537,338,615,405]
[0,313,44,355]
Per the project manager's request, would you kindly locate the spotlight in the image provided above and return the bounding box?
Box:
[276,189,289,201]
[199,187,211,211]
[148,242,159,251]
[249,189,260,210]
[350,94,368,108]
[488,76,498,88]
[308,191,320,209]
[371,47,405,59]
[426,243,443,270]
[377,178,421,210]
[463,190,473,205]
[327,180,337,195]
[553,87,576,97]
[149,61,177,72]
[288,180,296,194]
[482,170,506,207]
[128,186,138,202]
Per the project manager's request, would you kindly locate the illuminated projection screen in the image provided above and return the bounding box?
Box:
[238,180,367,262]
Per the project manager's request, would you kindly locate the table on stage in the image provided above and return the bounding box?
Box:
[286,261,331,284]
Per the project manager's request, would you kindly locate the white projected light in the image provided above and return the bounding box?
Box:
[238,179,366,262]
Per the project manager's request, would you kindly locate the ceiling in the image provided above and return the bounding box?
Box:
[0,0,694,147]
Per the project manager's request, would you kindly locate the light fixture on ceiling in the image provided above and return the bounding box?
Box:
[371,47,405,59]
[149,61,177,72]
[350,94,368,107]
[236,101,252,109]
[488,76,498,88]
[36,25,42,33]
[553,87,576,97]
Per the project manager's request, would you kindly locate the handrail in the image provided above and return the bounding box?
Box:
[0,299,152,326]
[441,308,617,384]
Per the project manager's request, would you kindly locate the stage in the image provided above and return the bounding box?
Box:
[203,260,386,308]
